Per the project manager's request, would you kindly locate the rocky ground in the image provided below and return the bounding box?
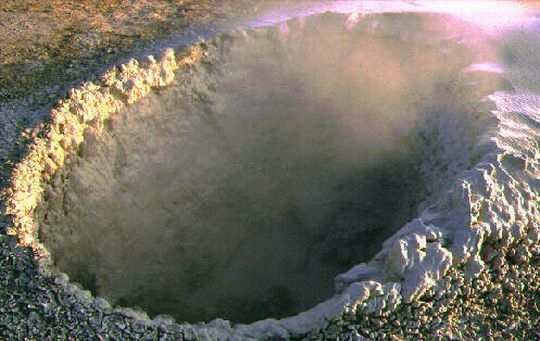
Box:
[0,0,283,188]
[0,1,538,339]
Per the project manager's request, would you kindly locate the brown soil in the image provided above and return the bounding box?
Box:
[0,0,272,103]
[0,0,286,188]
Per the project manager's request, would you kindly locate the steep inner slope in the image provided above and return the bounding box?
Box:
[38,13,498,323]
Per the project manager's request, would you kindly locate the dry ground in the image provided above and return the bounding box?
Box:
[0,1,538,339]
[0,0,284,188]
[0,0,271,103]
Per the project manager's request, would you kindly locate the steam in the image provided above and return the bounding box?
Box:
[38,13,501,323]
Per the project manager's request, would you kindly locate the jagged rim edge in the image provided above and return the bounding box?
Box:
[1,21,528,339]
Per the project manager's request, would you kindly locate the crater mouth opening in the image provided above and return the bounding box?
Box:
[37,13,499,324]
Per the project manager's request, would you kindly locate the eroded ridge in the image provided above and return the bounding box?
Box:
[4,47,203,254]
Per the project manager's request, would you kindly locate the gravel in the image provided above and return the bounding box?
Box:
[1,1,539,340]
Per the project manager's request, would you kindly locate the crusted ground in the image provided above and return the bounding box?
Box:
[0,1,538,340]
[0,0,271,103]
[0,0,285,187]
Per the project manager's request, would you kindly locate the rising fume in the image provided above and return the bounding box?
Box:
[36,13,500,323]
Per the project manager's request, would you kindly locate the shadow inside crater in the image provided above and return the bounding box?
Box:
[38,12,501,323]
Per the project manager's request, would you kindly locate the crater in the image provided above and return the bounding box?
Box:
[37,13,500,324]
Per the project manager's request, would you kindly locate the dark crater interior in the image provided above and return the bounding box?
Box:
[38,13,496,323]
